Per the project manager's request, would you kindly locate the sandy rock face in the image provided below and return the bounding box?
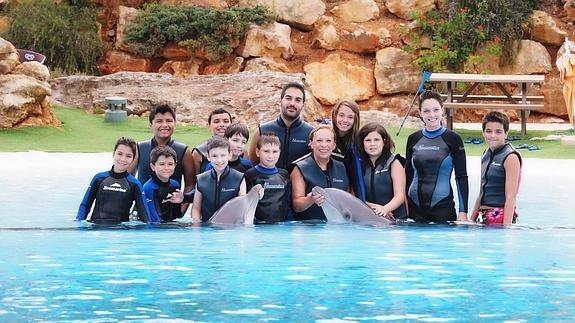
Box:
[203,56,245,75]
[11,62,50,82]
[312,16,391,54]
[471,40,552,75]
[385,0,436,20]
[0,38,19,75]
[98,50,152,74]
[115,6,140,52]
[304,54,375,105]
[158,59,202,78]
[0,74,59,128]
[374,47,420,95]
[238,0,325,30]
[529,10,567,46]
[238,22,294,59]
[49,71,325,127]
[331,0,380,23]
[244,57,290,73]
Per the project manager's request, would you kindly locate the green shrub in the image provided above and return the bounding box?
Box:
[125,4,275,61]
[1,0,104,75]
[404,0,538,72]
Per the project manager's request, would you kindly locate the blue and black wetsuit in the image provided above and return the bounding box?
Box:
[291,154,349,221]
[356,154,407,219]
[405,127,468,223]
[77,168,150,224]
[244,165,292,223]
[143,174,193,223]
[480,143,522,207]
[196,166,244,222]
[137,138,188,185]
[206,157,253,174]
[259,117,313,170]
[192,141,210,174]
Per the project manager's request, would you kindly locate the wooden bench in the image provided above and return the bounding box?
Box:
[429,73,545,138]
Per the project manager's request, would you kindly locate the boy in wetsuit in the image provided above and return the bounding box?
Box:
[143,146,193,223]
[77,137,151,224]
[191,136,247,223]
[191,108,233,175]
[244,132,292,223]
[205,123,253,173]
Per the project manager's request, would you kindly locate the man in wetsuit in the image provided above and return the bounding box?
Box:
[248,82,314,170]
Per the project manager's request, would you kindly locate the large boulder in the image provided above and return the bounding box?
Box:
[374,47,420,95]
[470,40,552,75]
[115,6,140,52]
[312,17,391,54]
[541,72,570,119]
[0,74,59,128]
[11,62,50,82]
[98,50,152,74]
[331,0,380,23]
[304,53,375,105]
[385,0,436,20]
[203,56,244,75]
[238,0,325,30]
[529,10,567,46]
[0,37,19,75]
[238,22,294,59]
[49,71,325,126]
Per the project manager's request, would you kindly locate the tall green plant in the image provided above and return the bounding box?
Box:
[404,0,538,72]
[1,0,104,75]
[125,4,275,61]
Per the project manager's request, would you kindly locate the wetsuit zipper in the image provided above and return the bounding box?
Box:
[215,177,221,208]
[283,126,290,169]
[370,163,376,201]
[480,152,495,204]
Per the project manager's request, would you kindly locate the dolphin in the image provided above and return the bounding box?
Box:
[208,184,262,225]
[311,186,394,225]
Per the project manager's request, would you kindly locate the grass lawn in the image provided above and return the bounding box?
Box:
[1,106,574,159]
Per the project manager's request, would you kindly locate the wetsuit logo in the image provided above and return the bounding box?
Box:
[375,169,388,174]
[415,144,440,151]
[161,193,173,204]
[221,188,236,192]
[103,182,127,193]
[264,183,285,189]
[491,162,502,166]
[291,138,307,144]
[332,178,344,183]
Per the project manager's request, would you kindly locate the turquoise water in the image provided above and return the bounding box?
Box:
[1,153,575,321]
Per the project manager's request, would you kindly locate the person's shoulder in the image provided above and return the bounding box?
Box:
[143,177,157,189]
[292,152,312,165]
[278,168,289,177]
[127,173,144,187]
[92,170,110,179]
[393,153,406,166]
[171,140,188,150]
[239,157,253,167]
[407,130,424,140]
[169,179,180,188]
[442,128,462,139]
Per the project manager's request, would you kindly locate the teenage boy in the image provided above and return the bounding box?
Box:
[130,105,194,196]
[143,146,193,223]
[192,136,246,223]
[192,108,233,175]
[249,82,313,169]
[206,123,253,173]
[244,132,292,223]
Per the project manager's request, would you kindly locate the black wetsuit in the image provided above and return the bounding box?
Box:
[137,138,188,185]
[77,168,150,224]
[143,174,193,223]
[358,154,407,219]
[292,154,349,221]
[405,127,468,223]
[333,139,362,201]
[196,166,244,222]
[192,141,210,174]
[480,143,522,207]
[259,116,313,169]
[206,157,253,174]
[244,165,292,223]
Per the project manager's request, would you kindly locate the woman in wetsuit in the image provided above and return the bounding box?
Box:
[470,111,521,225]
[290,125,349,221]
[405,90,469,223]
[355,122,407,221]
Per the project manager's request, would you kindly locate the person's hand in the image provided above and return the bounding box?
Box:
[457,212,468,222]
[308,192,325,207]
[255,184,265,200]
[170,190,184,204]
[372,205,395,221]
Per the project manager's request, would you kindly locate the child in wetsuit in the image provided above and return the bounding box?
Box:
[205,122,253,173]
[77,137,150,224]
[470,111,522,225]
[244,132,292,223]
[191,136,247,223]
[143,146,193,223]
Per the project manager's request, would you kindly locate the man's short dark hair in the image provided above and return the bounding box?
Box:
[207,136,230,153]
[114,137,137,155]
[224,123,249,140]
[281,82,306,103]
[150,146,177,165]
[149,105,176,124]
[208,108,233,124]
[482,111,510,133]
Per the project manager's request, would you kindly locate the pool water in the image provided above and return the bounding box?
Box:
[1,152,575,321]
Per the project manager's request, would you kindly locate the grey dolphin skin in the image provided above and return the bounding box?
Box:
[208,184,262,225]
[312,186,394,225]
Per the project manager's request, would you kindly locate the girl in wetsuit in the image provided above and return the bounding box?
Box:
[405,90,469,223]
[331,98,361,176]
[355,122,407,221]
[470,111,521,225]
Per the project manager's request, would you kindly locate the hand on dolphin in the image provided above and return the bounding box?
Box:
[309,189,325,207]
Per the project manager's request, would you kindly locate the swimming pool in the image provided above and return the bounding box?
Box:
[1,152,575,321]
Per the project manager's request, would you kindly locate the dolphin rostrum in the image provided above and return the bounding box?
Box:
[311,186,394,225]
[208,184,262,225]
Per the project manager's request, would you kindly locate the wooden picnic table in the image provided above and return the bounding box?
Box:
[429,73,545,138]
